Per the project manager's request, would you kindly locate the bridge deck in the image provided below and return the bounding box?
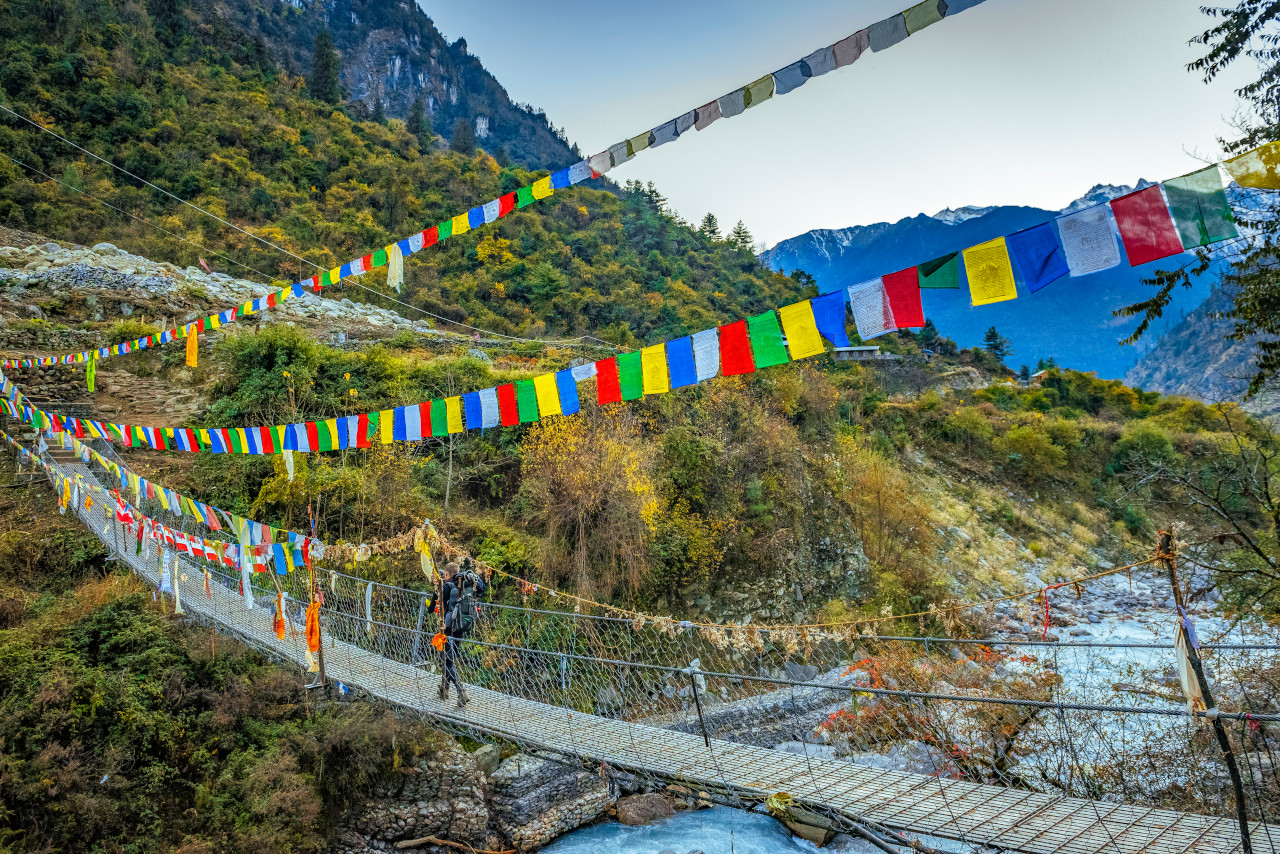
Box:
[65,462,1275,854]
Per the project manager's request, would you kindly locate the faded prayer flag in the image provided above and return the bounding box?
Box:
[869,14,909,51]
[846,279,897,340]
[1163,167,1238,249]
[1224,141,1280,189]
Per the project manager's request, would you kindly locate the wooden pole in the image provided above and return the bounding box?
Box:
[1158,529,1252,854]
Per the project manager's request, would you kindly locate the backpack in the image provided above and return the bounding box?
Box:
[449,571,480,634]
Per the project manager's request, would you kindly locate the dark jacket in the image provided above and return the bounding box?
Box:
[426,571,486,636]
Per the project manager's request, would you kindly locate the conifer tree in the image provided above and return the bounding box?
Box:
[729,220,753,250]
[1018,364,1031,383]
[451,118,476,155]
[309,31,341,105]
[407,97,431,146]
[699,212,720,240]
[371,97,385,123]
[983,326,1012,363]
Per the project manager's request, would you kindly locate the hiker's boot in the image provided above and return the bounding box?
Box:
[456,686,468,708]
[437,678,449,701]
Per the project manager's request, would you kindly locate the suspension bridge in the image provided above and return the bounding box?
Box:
[13,435,1279,854]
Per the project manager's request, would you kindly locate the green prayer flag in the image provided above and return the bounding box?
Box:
[437,219,454,240]
[1163,167,1238,250]
[616,351,644,401]
[271,425,286,450]
[516,186,536,208]
[228,429,245,454]
[86,355,96,392]
[516,380,540,422]
[918,253,961,289]
[746,311,790,369]
[431,400,447,437]
[367,411,380,442]
[316,421,334,452]
[372,249,388,268]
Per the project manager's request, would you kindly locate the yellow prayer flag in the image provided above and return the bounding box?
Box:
[532,177,553,200]
[1224,142,1280,189]
[277,287,290,302]
[328,267,341,284]
[629,131,652,155]
[451,213,471,236]
[533,374,562,416]
[208,312,221,330]
[963,237,1018,306]
[323,418,339,448]
[379,409,394,444]
[641,344,669,395]
[197,429,212,448]
[235,427,250,453]
[445,396,464,433]
[778,300,825,360]
[186,327,198,368]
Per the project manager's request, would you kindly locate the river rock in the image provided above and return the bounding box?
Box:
[472,743,500,777]
[616,793,674,826]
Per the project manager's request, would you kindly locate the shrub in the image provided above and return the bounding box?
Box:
[994,425,1067,481]
[105,317,159,345]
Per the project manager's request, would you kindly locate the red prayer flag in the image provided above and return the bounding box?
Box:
[361,253,374,270]
[719,319,756,376]
[1111,186,1184,267]
[310,275,322,291]
[497,384,519,426]
[356,413,371,448]
[421,226,439,249]
[498,193,517,217]
[882,267,925,328]
[258,425,275,455]
[596,358,622,404]
[305,421,319,450]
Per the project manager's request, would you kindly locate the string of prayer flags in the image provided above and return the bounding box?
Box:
[882,268,926,328]
[1111,186,1185,267]
[666,337,698,389]
[1057,206,1121,276]
[778,300,826,360]
[1163,167,1239,249]
[617,351,645,401]
[641,345,669,395]
[847,279,898,340]
[691,329,720,381]
[918,253,960,289]
[810,290,851,348]
[963,237,1019,305]
[719,319,756,376]
[1224,140,1280,189]
[746,311,790,369]
[1006,223,1069,293]
[534,373,563,416]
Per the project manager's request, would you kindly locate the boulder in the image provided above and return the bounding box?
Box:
[784,662,819,683]
[92,242,123,256]
[472,744,500,777]
[615,793,674,826]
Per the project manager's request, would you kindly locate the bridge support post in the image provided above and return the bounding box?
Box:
[1159,529,1252,854]
[686,667,710,748]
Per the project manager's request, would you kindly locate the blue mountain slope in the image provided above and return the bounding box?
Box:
[762,184,1215,379]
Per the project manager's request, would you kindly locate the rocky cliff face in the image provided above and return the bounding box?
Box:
[229,0,578,169]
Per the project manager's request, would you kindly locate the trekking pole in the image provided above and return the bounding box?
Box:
[1159,529,1252,854]
[685,666,711,748]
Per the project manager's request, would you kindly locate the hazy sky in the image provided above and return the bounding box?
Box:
[421,0,1254,246]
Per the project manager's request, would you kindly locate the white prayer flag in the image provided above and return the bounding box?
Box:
[847,279,898,340]
[691,328,720,382]
[1056,206,1121,276]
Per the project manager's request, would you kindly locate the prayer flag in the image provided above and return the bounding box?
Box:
[589,151,612,176]
[334,417,349,450]
[556,369,580,415]
[882,267,925,327]
[534,373,562,415]
[803,46,837,77]
[515,186,535,209]
[322,419,340,451]
[847,279,898,340]
[608,141,632,167]
[1057,206,1121,275]
[772,60,810,96]
[550,168,572,189]
[778,300,825,360]
[1224,141,1280,189]
[483,199,501,224]
[570,362,597,381]
[516,380,539,422]
[186,328,198,367]
[1006,223,1069,292]
[380,410,394,444]
[497,383,519,425]
[617,351,644,400]
[305,422,319,451]
[744,75,774,109]
[963,237,1019,305]
[532,177,553,199]
[918,253,960,289]
[651,119,680,147]
[869,15,908,51]
[833,29,870,67]
[404,403,423,441]
[666,336,698,388]
[811,289,851,348]
[904,0,947,34]
[692,328,720,381]
[1163,167,1238,249]
[498,193,516,217]
[719,319,756,376]
[596,358,622,404]
[479,387,500,429]
[422,400,441,437]
[437,218,454,240]
[747,311,790,368]
[718,88,747,119]
[628,131,651,156]
[641,344,669,395]
[464,392,483,430]
[445,396,463,434]
[451,212,471,237]
[355,413,371,448]
[1111,186,1184,266]
[393,407,408,441]
[569,159,594,183]
[694,100,721,131]
[467,206,484,229]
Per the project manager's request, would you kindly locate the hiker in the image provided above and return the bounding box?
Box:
[427,558,486,706]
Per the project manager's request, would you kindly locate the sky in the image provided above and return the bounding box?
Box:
[420,0,1255,247]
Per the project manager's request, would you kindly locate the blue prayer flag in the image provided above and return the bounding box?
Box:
[666,336,698,388]
[393,406,408,441]
[1007,222,1069,293]
[283,424,299,451]
[556,370,580,415]
[243,429,260,455]
[397,237,413,256]
[463,391,484,430]
[273,543,288,575]
[811,290,851,348]
[209,430,226,454]
[335,416,349,449]
[468,206,485,228]
[551,168,572,189]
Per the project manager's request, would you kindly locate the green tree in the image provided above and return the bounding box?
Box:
[983,326,1012,363]
[451,118,476,155]
[406,97,431,146]
[918,318,941,346]
[309,31,341,104]
[699,212,720,240]
[729,220,754,250]
[1018,364,1031,384]
[371,96,385,124]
